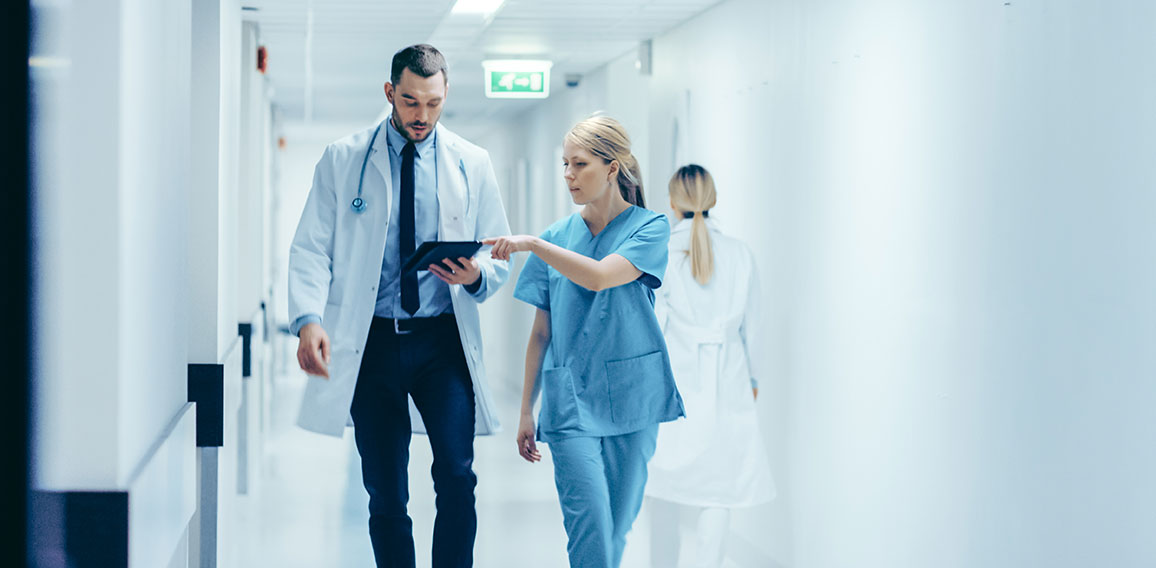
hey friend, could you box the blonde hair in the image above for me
[565,115,645,207]
[669,164,717,285]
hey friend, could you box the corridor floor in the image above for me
[227,341,667,567]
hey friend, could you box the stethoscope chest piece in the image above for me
[350,122,383,215]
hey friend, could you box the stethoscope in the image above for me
[351,123,383,214]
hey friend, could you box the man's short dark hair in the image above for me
[390,44,448,85]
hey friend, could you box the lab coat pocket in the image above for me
[605,350,666,424]
[539,367,581,432]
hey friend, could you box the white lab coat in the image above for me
[645,218,775,507]
[288,121,511,438]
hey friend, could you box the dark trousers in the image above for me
[350,315,477,568]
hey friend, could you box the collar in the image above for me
[385,115,437,158]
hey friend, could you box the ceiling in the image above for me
[242,0,725,131]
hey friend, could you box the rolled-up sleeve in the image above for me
[613,214,670,289]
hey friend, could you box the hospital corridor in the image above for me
[12,0,1156,567]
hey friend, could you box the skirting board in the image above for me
[31,403,197,568]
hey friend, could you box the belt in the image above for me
[374,313,456,335]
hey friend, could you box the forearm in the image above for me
[529,237,637,292]
[521,332,548,416]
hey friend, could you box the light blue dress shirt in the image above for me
[374,118,452,319]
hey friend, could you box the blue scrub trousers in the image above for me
[547,425,660,568]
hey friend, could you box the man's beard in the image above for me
[392,110,437,143]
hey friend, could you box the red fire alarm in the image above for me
[257,46,268,74]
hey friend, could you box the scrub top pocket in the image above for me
[605,350,667,424]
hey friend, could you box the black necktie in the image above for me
[400,142,419,315]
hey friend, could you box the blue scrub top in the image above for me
[514,206,685,442]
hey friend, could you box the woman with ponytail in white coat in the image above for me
[645,164,775,568]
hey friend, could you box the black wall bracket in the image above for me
[187,364,224,447]
[31,490,129,568]
[238,322,253,378]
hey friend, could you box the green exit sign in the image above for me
[491,71,545,95]
[483,60,553,99]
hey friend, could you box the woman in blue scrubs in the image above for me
[485,115,685,568]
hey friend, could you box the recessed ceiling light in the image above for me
[451,0,506,15]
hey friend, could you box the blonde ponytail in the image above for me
[668,164,717,285]
[618,153,645,208]
[688,213,712,284]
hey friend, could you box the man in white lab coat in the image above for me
[288,44,511,567]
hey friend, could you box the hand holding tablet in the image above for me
[401,241,484,275]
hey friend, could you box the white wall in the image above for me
[475,0,1156,566]
[32,0,199,565]
[190,0,242,363]
[34,0,123,490]
[777,1,1156,566]
[238,21,271,322]
[33,0,194,491]
[234,18,274,507]
[188,3,247,566]
[118,0,194,490]
[654,0,1156,566]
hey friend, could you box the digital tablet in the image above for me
[401,241,484,275]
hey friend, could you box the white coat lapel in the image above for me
[366,120,394,227]
[435,125,467,240]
